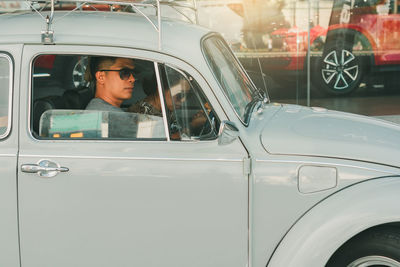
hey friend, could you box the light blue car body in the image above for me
[0,9,400,267]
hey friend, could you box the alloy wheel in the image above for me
[321,49,359,91]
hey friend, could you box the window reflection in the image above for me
[197,0,400,123]
[0,56,10,137]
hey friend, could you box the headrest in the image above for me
[63,87,94,109]
[142,73,158,96]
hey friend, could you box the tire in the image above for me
[65,55,89,89]
[326,226,400,267]
[312,42,364,96]
[54,55,89,89]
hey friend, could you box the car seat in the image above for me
[32,86,94,136]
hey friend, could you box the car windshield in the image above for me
[202,35,262,125]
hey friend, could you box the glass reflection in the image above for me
[196,0,400,123]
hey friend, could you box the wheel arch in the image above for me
[325,222,400,266]
[267,176,400,267]
[325,25,377,51]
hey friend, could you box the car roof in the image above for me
[0,11,212,58]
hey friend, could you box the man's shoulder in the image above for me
[85,98,107,109]
[86,98,122,112]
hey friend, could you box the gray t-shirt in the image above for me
[85,98,137,138]
[86,98,123,113]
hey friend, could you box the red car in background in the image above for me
[236,0,400,95]
[268,25,327,73]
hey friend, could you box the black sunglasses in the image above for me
[100,68,136,80]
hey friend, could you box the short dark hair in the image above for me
[84,56,118,82]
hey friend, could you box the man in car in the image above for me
[85,56,137,138]
[85,56,135,111]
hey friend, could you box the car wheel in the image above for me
[313,43,364,96]
[53,55,89,89]
[66,56,89,89]
[326,226,400,267]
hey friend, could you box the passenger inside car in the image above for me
[128,70,215,140]
[32,54,218,140]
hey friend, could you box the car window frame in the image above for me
[201,33,261,127]
[161,63,220,141]
[27,47,224,143]
[30,53,171,141]
[0,52,13,140]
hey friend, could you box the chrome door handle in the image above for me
[21,159,69,178]
[21,165,69,173]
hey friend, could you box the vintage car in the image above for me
[1,1,400,267]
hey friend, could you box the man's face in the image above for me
[99,58,135,106]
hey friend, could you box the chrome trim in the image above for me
[32,73,51,78]
[19,154,243,162]
[28,54,34,140]
[255,159,400,176]
[154,62,171,141]
[0,154,16,157]
[0,53,13,140]
[21,159,69,178]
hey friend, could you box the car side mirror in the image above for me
[218,120,239,145]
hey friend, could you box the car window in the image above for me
[31,54,218,141]
[0,54,11,138]
[160,65,219,141]
[202,35,259,125]
[31,54,167,140]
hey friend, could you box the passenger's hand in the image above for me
[191,110,207,129]
[171,131,181,140]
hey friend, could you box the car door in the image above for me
[18,45,249,267]
[0,47,20,267]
